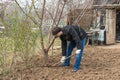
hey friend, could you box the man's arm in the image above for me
[61,38,67,56]
[60,38,67,63]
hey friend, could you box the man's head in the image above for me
[51,27,63,38]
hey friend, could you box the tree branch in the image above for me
[32,0,42,20]
[46,37,56,52]
[14,0,37,24]
[44,7,57,26]
[55,2,66,27]
[38,0,46,52]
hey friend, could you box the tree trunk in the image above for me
[42,50,49,66]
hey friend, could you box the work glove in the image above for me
[76,49,81,54]
[60,56,66,63]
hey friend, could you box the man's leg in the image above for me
[63,41,75,66]
[73,38,86,71]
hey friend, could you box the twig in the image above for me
[14,0,37,24]
[55,1,66,27]
[32,0,42,20]
[73,0,92,25]
[46,37,56,52]
[38,0,46,52]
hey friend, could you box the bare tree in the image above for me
[13,0,95,65]
[13,0,70,65]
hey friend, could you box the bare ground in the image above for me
[1,43,120,80]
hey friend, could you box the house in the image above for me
[93,0,120,44]
[66,0,120,45]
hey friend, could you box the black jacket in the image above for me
[60,25,86,56]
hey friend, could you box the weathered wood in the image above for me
[105,9,116,44]
[93,4,120,9]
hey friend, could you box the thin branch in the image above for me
[46,1,67,52]
[54,0,61,25]
[46,37,56,52]
[39,0,46,51]
[28,0,34,13]
[14,0,37,24]
[73,2,90,25]
[47,0,61,44]
[14,0,45,53]
[73,0,93,25]
[44,7,57,26]
[32,0,42,20]
[55,2,66,27]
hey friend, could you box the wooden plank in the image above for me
[105,9,116,44]
[93,4,120,9]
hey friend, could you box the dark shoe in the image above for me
[72,68,79,72]
[58,63,70,67]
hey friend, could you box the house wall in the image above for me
[66,0,118,44]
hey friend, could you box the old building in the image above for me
[66,0,120,45]
[93,0,120,44]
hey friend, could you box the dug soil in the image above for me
[1,43,120,80]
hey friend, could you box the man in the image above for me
[51,25,86,72]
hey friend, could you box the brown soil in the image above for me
[1,43,120,80]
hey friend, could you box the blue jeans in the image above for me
[64,38,86,70]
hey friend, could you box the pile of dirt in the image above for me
[1,44,120,80]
